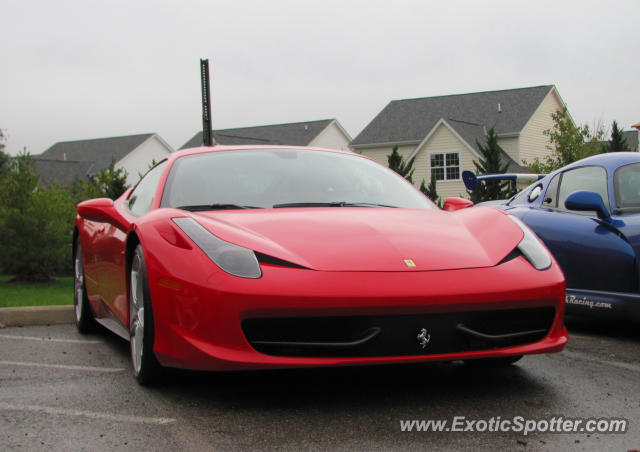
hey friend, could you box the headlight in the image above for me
[172,217,261,279]
[507,215,552,271]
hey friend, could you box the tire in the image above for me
[74,238,95,333]
[464,355,523,366]
[129,244,162,385]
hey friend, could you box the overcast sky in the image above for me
[1,0,639,155]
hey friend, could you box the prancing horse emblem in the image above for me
[417,328,431,348]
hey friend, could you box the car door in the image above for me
[520,165,636,293]
[98,161,167,326]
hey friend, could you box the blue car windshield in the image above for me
[161,148,435,210]
[614,162,640,211]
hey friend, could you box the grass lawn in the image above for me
[0,275,74,307]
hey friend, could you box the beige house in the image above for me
[350,85,566,199]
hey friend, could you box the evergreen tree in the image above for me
[0,150,8,176]
[420,178,441,207]
[0,152,74,281]
[605,120,630,152]
[469,127,509,203]
[79,158,130,200]
[387,145,416,183]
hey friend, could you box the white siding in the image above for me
[359,144,418,169]
[116,135,173,185]
[359,126,477,200]
[308,121,352,151]
[498,136,519,163]
[519,89,563,165]
[414,124,476,200]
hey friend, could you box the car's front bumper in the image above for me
[144,242,567,371]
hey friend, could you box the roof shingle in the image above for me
[36,133,154,173]
[180,119,334,149]
[351,86,555,147]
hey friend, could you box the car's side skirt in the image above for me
[565,288,640,322]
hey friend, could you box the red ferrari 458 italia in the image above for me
[74,146,568,385]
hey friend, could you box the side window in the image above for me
[542,174,561,208]
[430,152,460,181]
[127,161,167,216]
[557,166,609,213]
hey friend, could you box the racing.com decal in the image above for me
[565,295,613,310]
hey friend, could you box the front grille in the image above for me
[242,307,555,358]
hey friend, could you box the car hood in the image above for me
[187,207,523,272]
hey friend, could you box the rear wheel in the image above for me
[74,239,95,333]
[129,244,162,385]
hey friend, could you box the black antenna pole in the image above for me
[200,58,213,146]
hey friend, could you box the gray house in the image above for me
[181,119,352,151]
[35,133,173,186]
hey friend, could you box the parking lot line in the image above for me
[0,334,102,344]
[0,360,124,372]
[0,403,176,425]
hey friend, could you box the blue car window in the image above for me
[557,166,609,212]
[614,162,640,211]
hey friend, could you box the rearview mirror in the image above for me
[444,197,474,212]
[77,198,129,230]
[564,190,610,220]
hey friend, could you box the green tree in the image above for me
[469,127,510,203]
[78,158,130,200]
[387,145,416,183]
[0,144,9,176]
[603,120,630,152]
[525,107,603,173]
[138,158,158,180]
[0,153,75,281]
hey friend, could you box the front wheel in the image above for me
[129,244,162,385]
[74,238,95,333]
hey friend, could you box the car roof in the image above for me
[560,152,640,174]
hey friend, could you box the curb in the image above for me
[0,306,74,327]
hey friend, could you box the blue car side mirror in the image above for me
[564,191,611,220]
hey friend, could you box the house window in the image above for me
[431,152,460,181]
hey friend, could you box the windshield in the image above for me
[161,149,435,210]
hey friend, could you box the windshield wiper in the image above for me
[176,204,262,212]
[272,202,397,208]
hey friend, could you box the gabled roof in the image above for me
[408,118,531,174]
[37,133,154,173]
[351,85,555,148]
[180,119,334,149]
[34,159,95,187]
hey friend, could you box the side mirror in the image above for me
[444,197,474,212]
[77,198,129,230]
[564,190,610,220]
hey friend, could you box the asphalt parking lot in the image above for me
[1,319,638,451]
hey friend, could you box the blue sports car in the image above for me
[463,152,640,323]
